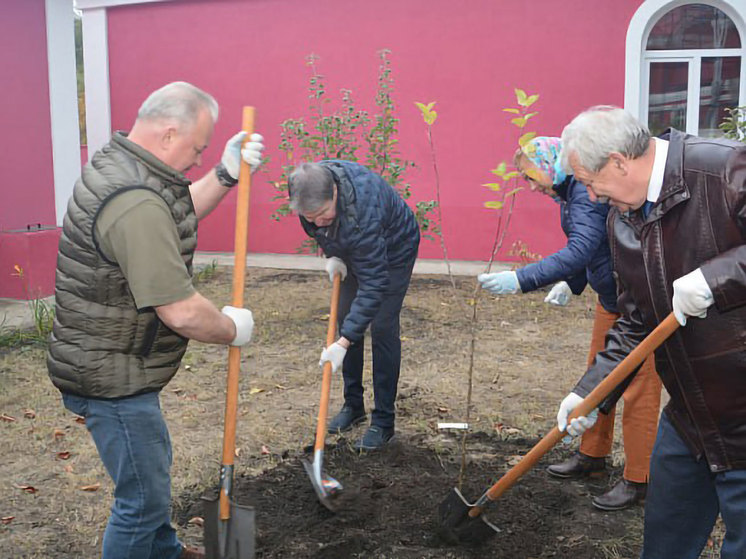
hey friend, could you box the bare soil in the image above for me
[2,266,647,558]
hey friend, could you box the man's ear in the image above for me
[609,152,629,176]
[160,126,177,151]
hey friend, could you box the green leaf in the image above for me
[515,88,528,106]
[482,182,502,191]
[493,161,507,177]
[511,117,527,128]
[484,200,505,210]
[526,94,540,107]
[426,101,436,111]
[503,171,520,180]
[518,132,536,147]
[502,108,520,114]
[414,101,428,112]
[424,110,438,125]
[505,187,523,197]
[524,112,539,120]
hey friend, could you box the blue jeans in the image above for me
[63,391,183,559]
[642,412,746,559]
[338,257,416,429]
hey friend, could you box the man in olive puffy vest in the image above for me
[47,82,262,559]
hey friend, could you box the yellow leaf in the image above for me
[318,314,330,320]
[484,200,505,210]
[249,388,264,395]
[518,132,536,147]
[511,117,527,128]
[502,108,520,114]
[515,88,528,106]
[80,483,101,492]
[400,336,409,341]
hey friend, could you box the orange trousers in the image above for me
[578,303,662,483]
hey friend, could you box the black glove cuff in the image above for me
[215,162,238,188]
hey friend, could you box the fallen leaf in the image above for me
[261,445,271,455]
[16,485,37,494]
[188,517,204,528]
[1,414,16,422]
[274,384,287,390]
[74,416,85,425]
[318,314,330,320]
[171,388,184,394]
[400,336,409,341]
[80,483,101,492]
[506,455,524,466]
[184,365,192,371]
[23,409,36,419]
[53,429,65,440]
[437,407,450,413]
[234,447,241,458]
[466,298,476,306]
[1,517,14,525]
[56,451,71,460]
[248,388,264,395]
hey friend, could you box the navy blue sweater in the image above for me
[515,176,617,312]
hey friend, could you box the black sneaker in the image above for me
[353,425,395,451]
[327,405,366,434]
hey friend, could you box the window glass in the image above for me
[647,4,740,50]
[648,61,689,135]
[699,56,741,137]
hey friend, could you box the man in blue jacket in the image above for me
[289,161,420,450]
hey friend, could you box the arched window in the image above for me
[626,1,746,138]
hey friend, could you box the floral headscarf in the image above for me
[520,136,567,186]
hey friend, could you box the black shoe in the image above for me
[592,478,646,511]
[547,452,606,479]
[353,425,395,451]
[327,405,366,434]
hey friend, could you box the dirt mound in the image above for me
[179,433,641,558]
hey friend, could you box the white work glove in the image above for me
[672,268,714,326]
[221,305,254,346]
[478,271,521,295]
[544,281,572,306]
[325,257,348,282]
[557,392,598,438]
[319,342,347,373]
[221,131,265,179]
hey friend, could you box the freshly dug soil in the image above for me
[179,432,640,558]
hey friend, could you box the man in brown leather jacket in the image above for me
[553,106,746,559]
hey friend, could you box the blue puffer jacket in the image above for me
[515,176,617,312]
[299,160,420,342]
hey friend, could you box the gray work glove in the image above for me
[556,392,598,438]
[544,281,572,306]
[324,257,348,283]
[672,268,714,326]
[319,342,346,373]
[221,305,254,346]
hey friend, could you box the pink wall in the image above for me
[0,229,60,299]
[107,0,642,262]
[0,0,56,232]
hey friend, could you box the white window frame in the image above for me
[626,0,746,135]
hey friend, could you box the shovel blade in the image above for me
[202,496,256,559]
[438,488,500,545]
[302,458,341,512]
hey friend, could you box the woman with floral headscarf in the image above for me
[478,136,662,512]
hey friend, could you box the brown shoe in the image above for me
[180,544,205,559]
[546,452,606,479]
[592,478,646,511]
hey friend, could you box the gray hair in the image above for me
[137,81,219,129]
[561,105,651,173]
[288,163,335,214]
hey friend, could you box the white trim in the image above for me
[625,0,746,119]
[76,0,175,8]
[45,0,82,226]
[82,7,111,158]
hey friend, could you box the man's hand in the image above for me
[544,281,572,306]
[217,132,265,185]
[672,268,714,326]
[478,271,521,295]
[325,257,348,282]
[221,306,254,346]
[557,392,597,437]
[319,342,347,373]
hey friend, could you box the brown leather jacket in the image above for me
[575,129,746,473]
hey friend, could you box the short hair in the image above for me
[288,163,335,214]
[136,81,219,129]
[560,105,651,173]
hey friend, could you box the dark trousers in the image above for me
[338,258,415,429]
[641,412,746,559]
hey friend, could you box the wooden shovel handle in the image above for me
[314,274,342,452]
[220,107,255,520]
[470,312,679,517]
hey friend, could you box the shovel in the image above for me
[203,106,257,559]
[439,312,680,544]
[303,272,344,510]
